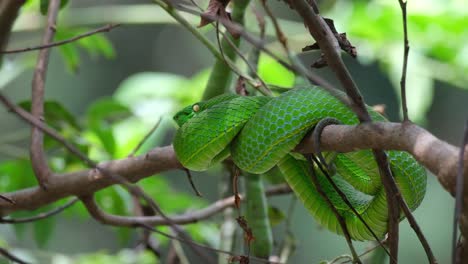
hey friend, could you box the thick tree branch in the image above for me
[0,122,464,218]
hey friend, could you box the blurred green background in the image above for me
[0,0,467,263]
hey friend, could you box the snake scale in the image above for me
[173,86,427,241]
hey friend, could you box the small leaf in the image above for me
[268,206,286,226]
[258,54,295,87]
[78,34,115,59]
[58,43,80,72]
[33,214,55,247]
[86,98,132,156]
[0,159,36,192]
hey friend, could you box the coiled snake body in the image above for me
[173,87,427,241]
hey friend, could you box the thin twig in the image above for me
[183,168,202,197]
[81,195,282,264]
[0,197,78,223]
[304,154,361,264]
[342,238,388,263]
[1,24,120,54]
[132,194,161,258]
[30,0,61,189]
[0,247,29,264]
[168,3,339,96]
[153,0,245,79]
[128,117,162,157]
[453,120,468,264]
[396,187,437,263]
[397,0,410,122]
[260,0,288,50]
[217,26,271,95]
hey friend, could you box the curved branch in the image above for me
[30,0,61,188]
[81,184,290,226]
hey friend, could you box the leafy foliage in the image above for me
[55,28,115,72]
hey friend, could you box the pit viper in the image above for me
[173,86,427,241]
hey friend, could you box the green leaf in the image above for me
[0,159,36,192]
[268,206,286,226]
[258,54,295,87]
[86,98,132,156]
[18,100,80,131]
[58,43,81,72]
[33,214,55,247]
[78,33,115,59]
[94,186,131,216]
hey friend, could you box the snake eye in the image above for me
[192,104,200,112]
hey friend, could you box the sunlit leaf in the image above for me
[258,54,295,87]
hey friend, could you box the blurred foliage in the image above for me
[325,0,468,121]
[55,27,115,72]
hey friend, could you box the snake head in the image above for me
[173,103,201,127]
[173,94,240,127]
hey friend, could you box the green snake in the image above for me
[173,86,427,241]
